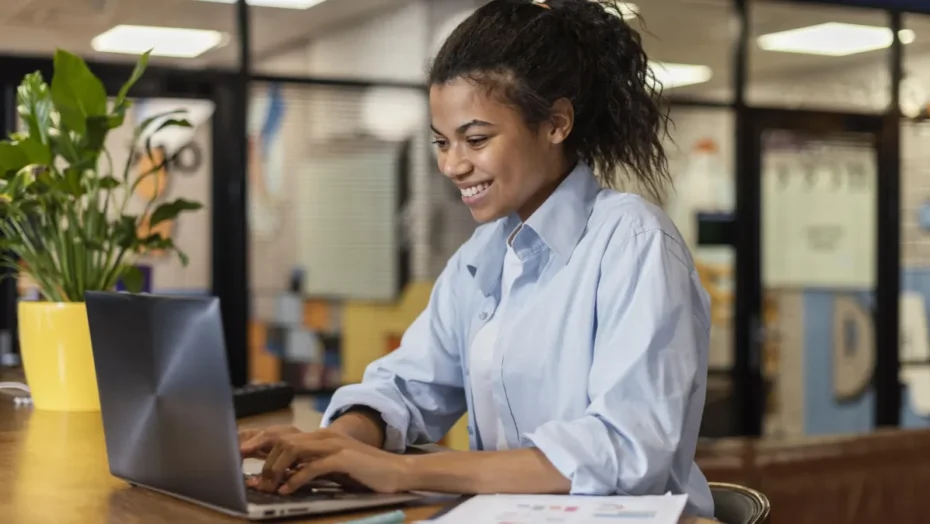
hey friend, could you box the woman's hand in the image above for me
[239,425,302,459]
[249,429,412,495]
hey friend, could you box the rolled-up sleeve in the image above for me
[522,228,709,495]
[321,253,468,453]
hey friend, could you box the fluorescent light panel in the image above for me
[196,0,327,8]
[758,22,915,57]
[92,25,225,58]
[649,61,713,89]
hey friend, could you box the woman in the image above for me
[241,0,714,517]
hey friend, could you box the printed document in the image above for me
[427,494,688,524]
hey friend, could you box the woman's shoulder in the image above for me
[591,189,683,237]
[589,189,693,263]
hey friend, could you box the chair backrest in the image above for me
[709,482,771,524]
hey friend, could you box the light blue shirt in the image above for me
[322,162,715,517]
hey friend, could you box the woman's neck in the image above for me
[516,157,577,222]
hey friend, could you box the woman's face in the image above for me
[429,78,572,223]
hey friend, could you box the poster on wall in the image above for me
[762,132,876,289]
[249,83,287,239]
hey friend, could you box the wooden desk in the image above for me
[0,389,712,523]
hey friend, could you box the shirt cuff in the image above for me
[322,386,411,453]
[521,418,621,495]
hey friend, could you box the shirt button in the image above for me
[478,312,488,320]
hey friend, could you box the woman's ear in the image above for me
[548,98,574,145]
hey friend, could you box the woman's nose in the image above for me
[441,147,472,179]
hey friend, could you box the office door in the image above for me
[734,109,898,437]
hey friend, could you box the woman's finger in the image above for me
[278,455,341,495]
[241,426,300,455]
[267,447,299,488]
[238,428,259,442]
[260,442,287,490]
[240,432,274,457]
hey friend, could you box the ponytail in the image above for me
[429,0,671,201]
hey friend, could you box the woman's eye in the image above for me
[431,139,449,150]
[467,137,488,147]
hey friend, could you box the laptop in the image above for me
[85,291,422,520]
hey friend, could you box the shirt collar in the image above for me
[466,162,600,296]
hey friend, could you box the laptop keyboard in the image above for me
[244,475,353,505]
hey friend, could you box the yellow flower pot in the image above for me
[18,302,100,411]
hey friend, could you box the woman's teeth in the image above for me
[461,182,491,198]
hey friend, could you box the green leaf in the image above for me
[50,49,107,135]
[138,233,171,251]
[113,215,138,249]
[16,72,54,146]
[84,239,105,251]
[84,115,121,161]
[2,166,34,199]
[0,142,29,177]
[148,198,202,229]
[63,167,84,196]
[115,50,150,111]
[16,136,52,166]
[119,265,144,293]
[176,247,189,266]
[52,128,83,166]
[98,176,121,190]
[33,167,56,190]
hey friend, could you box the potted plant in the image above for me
[0,49,202,411]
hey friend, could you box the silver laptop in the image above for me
[85,291,421,520]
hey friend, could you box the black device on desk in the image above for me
[233,382,295,418]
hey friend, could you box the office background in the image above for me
[1,0,930,449]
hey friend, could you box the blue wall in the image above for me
[802,269,930,434]
[803,291,875,434]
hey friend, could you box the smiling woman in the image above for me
[428,0,671,222]
[243,1,715,518]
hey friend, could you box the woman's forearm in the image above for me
[404,448,571,494]
[327,410,385,448]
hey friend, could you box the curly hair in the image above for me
[428,0,671,201]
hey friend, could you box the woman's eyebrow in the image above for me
[431,119,494,135]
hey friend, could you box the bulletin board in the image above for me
[762,133,877,289]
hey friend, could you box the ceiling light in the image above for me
[649,61,713,89]
[196,0,327,8]
[758,22,915,57]
[92,25,225,58]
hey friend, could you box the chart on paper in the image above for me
[427,494,688,524]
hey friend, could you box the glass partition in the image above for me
[634,0,734,102]
[246,81,428,397]
[749,0,891,112]
[661,107,737,436]
[900,12,930,429]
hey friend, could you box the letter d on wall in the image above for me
[833,296,875,402]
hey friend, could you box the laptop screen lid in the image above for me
[85,291,248,515]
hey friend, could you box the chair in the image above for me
[709,482,770,524]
